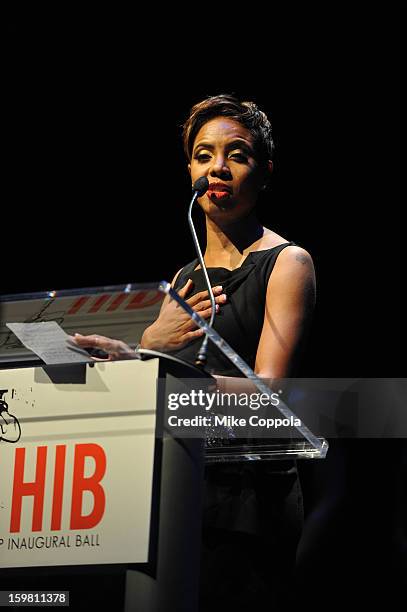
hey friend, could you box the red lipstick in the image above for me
[207,182,232,201]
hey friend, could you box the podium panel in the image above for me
[0,352,208,612]
[0,360,158,568]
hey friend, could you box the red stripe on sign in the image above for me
[141,293,164,308]
[125,292,147,309]
[67,297,90,315]
[88,295,111,313]
[125,291,163,310]
[106,293,128,312]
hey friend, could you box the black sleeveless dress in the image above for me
[171,243,295,376]
[171,243,304,610]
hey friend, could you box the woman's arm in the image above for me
[254,245,316,379]
[72,270,226,356]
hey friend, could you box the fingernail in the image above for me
[214,285,223,291]
[215,304,220,312]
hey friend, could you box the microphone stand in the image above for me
[188,183,216,367]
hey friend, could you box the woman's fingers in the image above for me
[73,333,107,348]
[179,305,219,336]
[183,328,205,341]
[72,333,98,345]
[177,278,194,299]
[181,295,224,331]
[187,285,224,307]
[67,335,109,361]
[72,334,134,357]
[195,295,227,311]
[199,304,219,319]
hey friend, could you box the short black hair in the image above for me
[182,94,274,168]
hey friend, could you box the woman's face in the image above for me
[189,117,270,224]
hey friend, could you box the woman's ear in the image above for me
[188,163,191,175]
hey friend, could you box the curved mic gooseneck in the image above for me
[187,176,216,367]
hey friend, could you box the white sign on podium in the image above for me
[0,359,158,568]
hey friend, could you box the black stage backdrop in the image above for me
[3,4,406,609]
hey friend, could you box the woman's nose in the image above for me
[209,155,231,178]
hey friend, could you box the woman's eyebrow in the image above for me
[194,141,214,151]
[227,139,254,152]
[193,139,254,152]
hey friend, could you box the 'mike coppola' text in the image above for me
[168,414,301,429]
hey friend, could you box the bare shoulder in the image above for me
[256,227,289,250]
[269,245,316,290]
[277,245,314,268]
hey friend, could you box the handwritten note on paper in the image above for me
[6,321,93,364]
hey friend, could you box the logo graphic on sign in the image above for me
[0,389,21,444]
[10,443,107,532]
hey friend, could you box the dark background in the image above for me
[4,4,404,378]
[3,3,406,608]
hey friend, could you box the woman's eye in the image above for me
[195,153,211,162]
[230,153,247,162]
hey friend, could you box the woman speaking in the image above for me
[73,94,316,610]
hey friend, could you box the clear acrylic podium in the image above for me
[157,280,328,462]
[0,281,328,612]
[0,280,328,464]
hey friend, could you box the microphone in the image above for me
[193,176,209,197]
[188,177,216,367]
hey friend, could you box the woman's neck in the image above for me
[204,212,265,268]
